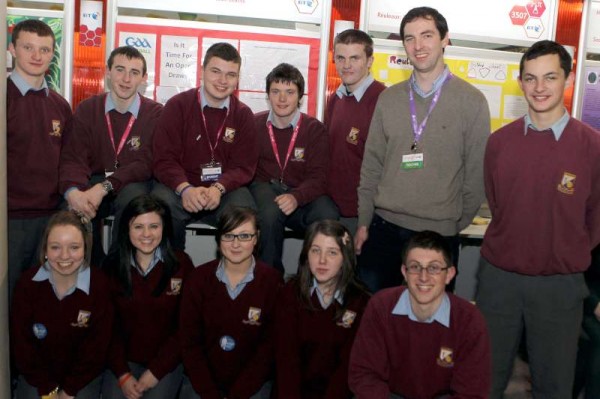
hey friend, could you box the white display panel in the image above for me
[366,0,557,46]
[587,0,600,52]
[117,0,322,24]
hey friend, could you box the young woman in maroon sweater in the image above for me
[179,206,282,399]
[101,194,194,399]
[11,210,112,399]
[274,220,370,399]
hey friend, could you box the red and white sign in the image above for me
[509,5,529,25]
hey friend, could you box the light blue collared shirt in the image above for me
[410,65,451,98]
[33,262,91,300]
[9,70,49,96]
[523,109,570,141]
[310,278,343,309]
[335,74,375,102]
[392,289,451,327]
[216,257,256,299]
[130,247,164,277]
[200,86,230,109]
[266,109,301,129]
[105,92,141,118]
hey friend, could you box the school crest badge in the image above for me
[557,172,576,195]
[71,310,91,328]
[436,346,454,367]
[346,127,359,145]
[49,120,62,137]
[336,310,357,328]
[167,278,182,295]
[242,307,262,326]
[293,147,305,161]
[127,136,141,151]
[223,128,236,143]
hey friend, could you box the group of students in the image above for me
[7,4,600,399]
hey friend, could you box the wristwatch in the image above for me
[101,180,114,193]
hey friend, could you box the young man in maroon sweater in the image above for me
[477,40,600,399]
[325,29,385,235]
[349,231,491,398]
[7,20,72,301]
[251,63,338,272]
[60,46,162,263]
[152,42,258,250]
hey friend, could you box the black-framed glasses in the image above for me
[221,233,256,242]
[405,264,449,275]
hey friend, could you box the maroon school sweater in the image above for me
[59,93,162,194]
[274,280,370,399]
[10,266,113,396]
[153,88,258,192]
[180,259,283,399]
[254,111,329,206]
[325,81,385,217]
[106,251,194,380]
[349,287,491,399]
[482,117,600,275]
[7,78,72,218]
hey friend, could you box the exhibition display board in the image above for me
[116,17,321,116]
[365,0,558,46]
[371,40,524,132]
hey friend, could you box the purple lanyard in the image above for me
[408,74,452,151]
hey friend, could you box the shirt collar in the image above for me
[523,110,570,141]
[392,289,451,327]
[33,262,91,299]
[216,257,256,299]
[9,70,49,96]
[410,65,450,98]
[105,92,141,118]
[130,247,164,277]
[335,74,375,101]
[310,278,343,309]
[266,109,301,129]
[200,86,230,109]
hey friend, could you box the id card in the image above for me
[201,162,222,182]
[402,153,424,170]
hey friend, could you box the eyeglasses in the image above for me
[405,264,449,275]
[221,233,256,242]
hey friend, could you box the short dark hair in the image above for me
[265,63,305,104]
[295,220,370,319]
[519,40,572,78]
[105,194,179,297]
[334,29,374,58]
[215,206,259,245]
[203,42,241,68]
[402,230,453,268]
[11,19,56,49]
[107,45,148,76]
[39,210,91,266]
[400,7,449,42]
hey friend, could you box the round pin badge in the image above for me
[32,323,47,339]
[219,335,236,352]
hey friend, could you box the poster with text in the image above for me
[116,19,320,116]
[581,66,600,130]
[372,49,524,132]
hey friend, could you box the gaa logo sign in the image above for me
[125,37,152,49]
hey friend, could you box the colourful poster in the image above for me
[581,66,600,130]
[371,49,525,132]
[116,20,320,116]
[6,15,63,92]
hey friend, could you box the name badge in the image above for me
[402,153,424,170]
[201,162,222,182]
